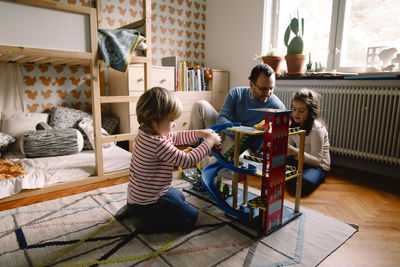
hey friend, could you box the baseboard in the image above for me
[331,154,400,179]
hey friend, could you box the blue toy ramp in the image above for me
[205,122,257,175]
[201,162,247,219]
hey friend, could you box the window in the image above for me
[266,0,400,72]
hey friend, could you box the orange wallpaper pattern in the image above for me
[98,0,206,67]
[21,64,92,113]
[19,0,205,113]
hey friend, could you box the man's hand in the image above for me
[287,144,299,157]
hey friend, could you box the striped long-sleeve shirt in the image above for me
[127,129,211,205]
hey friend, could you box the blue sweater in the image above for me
[216,87,286,152]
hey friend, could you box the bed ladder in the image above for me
[92,0,152,177]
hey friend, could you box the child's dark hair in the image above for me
[248,63,275,84]
[136,87,182,135]
[290,88,324,135]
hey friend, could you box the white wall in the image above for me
[0,1,90,52]
[205,0,266,89]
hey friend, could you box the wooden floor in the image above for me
[0,166,399,266]
[250,167,400,267]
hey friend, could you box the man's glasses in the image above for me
[252,82,274,92]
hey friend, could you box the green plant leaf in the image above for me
[284,25,291,47]
[301,18,304,36]
[290,18,299,36]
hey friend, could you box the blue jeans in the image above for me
[127,187,198,233]
[286,157,326,197]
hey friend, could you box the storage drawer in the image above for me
[175,111,191,131]
[128,91,143,115]
[129,115,140,133]
[128,65,175,92]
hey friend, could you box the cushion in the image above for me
[20,128,84,158]
[1,111,49,152]
[48,106,119,134]
[48,106,91,129]
[79,117,119,150]
[48,106,119,150]
[78,118,115,150]
[36,122,53,130]
[0,132,16,152]
[102,115,120,135]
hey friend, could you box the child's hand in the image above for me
[204,132,221,149]
[198,129,221,149]
[197,129,215,139]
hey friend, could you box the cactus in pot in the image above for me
[284,10,307,76]
[284,11,304,55]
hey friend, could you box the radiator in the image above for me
[275,79,400,166]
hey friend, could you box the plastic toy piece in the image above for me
[202,162,247,219]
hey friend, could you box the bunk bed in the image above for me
[0,0,152,203]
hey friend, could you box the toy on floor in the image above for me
[185,108,306,234]
[180,167,205,192]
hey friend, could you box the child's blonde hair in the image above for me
[136,87,182,135]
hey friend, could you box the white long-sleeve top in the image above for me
[288,120,331,171]
[128,129,211,205]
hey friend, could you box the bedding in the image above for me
[0,145,132,199]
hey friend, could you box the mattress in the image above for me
[1,145,132,199]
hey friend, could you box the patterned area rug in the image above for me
[0,178,357,267]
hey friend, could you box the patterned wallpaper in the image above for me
[98,0,206,67]
[21,64,93,113]
[17,0,205,113]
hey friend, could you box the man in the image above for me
[189,63,286,155]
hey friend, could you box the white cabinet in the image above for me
[108,65,175,134]
[209,69,229,111]
[108,65,229,135]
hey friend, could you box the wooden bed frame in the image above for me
[0,0,152,204]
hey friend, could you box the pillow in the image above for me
[20,129,84,158]
[48,106,119,134]
[36,122,53,130]
[1,111,49,152]
[102,116,120,135]
[48,106,119,150]
[48,106,91,129]
[78,118,115,150]
[0,132,16,152]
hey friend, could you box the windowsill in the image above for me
[277,71,400,80]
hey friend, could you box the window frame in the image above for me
[264,0,396,73]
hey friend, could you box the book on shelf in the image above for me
[180,61,207,92]
[162,56,209,92]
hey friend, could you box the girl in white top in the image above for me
[286,88,331,197]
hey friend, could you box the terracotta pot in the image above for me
[285,54,307,76]
[262,56,284,76]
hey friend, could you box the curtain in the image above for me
[0,63,25,112]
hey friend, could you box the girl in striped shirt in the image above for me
[127,87,221,233]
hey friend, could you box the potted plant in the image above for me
[254,46,284,76]
[284,11,307,76]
